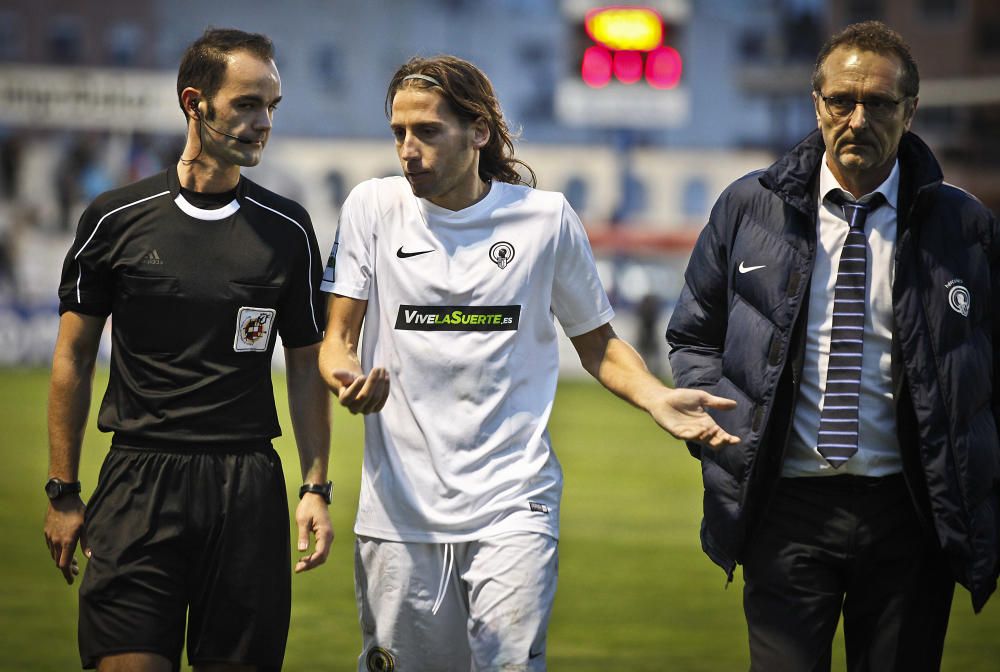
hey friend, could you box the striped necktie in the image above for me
[816,192,884,468]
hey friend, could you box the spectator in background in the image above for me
[636,292,664,378]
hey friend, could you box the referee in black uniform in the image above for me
[43,29,333,672]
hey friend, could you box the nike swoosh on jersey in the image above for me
[738,261,766,273]
[396,246,435,259]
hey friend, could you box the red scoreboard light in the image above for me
[580,6,683,89]
[557,2,691,128]
[645,45,682,89]
[581,45,613,87]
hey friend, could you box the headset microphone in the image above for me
[191,100,257,145]
[201,117,257,144]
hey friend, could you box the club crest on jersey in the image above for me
[489,241,515,269]
[234,307,276,352]
[945,279,970,317]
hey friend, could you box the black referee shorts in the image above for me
[78,443,291,671]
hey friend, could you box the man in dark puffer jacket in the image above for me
[667,21,999,672]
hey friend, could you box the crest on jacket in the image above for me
[945,279,970,317]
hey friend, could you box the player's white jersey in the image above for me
[322,177,613,542]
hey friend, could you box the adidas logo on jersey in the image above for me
[141,250,163,265]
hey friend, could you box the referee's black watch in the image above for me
[45,478,82,500]
[299,481,333,505]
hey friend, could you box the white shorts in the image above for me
[354,531,558,672]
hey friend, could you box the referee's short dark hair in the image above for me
[812,21,919,99]
[176,28,275,117]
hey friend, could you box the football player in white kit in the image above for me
[319,55,740,671]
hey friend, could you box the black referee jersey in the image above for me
[58,165,325,446]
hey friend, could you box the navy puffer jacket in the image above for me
[667,129,1000,611]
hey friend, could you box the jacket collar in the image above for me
[759,129,944,217]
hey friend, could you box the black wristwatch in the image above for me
[45,478,82,500]
[299,481,333,505]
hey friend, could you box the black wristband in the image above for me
[299,481,333,504]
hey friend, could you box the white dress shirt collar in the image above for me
[818,156,900,211]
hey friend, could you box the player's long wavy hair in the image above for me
[385,55,537,188]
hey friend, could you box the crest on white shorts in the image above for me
[365,646,396,671]
[234,307,276,352]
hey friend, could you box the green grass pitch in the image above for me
[2,368,998,670]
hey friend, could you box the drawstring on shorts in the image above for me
[431,543,455,615]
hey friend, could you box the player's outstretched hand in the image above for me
[294,494,334,573]
[332,368,389,414]
[44,495,88,585]
[650,388,740,450]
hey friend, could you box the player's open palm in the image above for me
[652,388,740,450]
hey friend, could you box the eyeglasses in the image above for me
[817,93,908,120]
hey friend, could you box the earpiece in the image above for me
[188,97,256,145]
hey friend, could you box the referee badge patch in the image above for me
[234,307,276,352]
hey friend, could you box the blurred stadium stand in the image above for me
[1,0,997,375]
